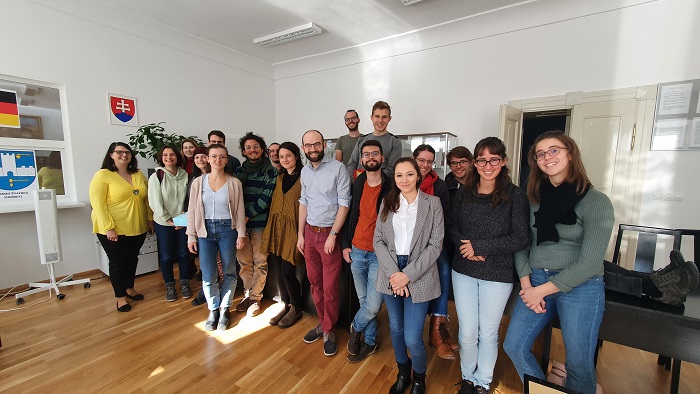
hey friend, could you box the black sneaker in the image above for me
[181,280,192,299]
[456,380,475,394]
[191,290,206,306]
[323,331,337,356]
[165,283,177,302]
[474,385,489,394]
[651,258,700,305]
[303,324,323,344]
[347,342,377,363]
[204,310,219,331]
[236,297,251,312]
[347,326,362,356]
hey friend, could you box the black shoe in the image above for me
[191,290,206,306]
[651,256,700,305]
[236,297,252,312]
[125,293,144,301]
[204,310,220,331]
[389,360,412,394]
[347,325,362,356]
[303,324,323,344]
[456,380,475,394]
[116,302,131,312]
[181,279,192,299]
[409,371,426,394]
[165,282,177,302]
[323,331,337,356]
[347,342,377,363]
[217,309,231,331]
[474,385,488,394]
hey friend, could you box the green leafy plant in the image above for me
[127,122,204,161]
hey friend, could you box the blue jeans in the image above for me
[198,219,238,310]
[154,222,193,284]
[350,246,384,346]
[429,247,451,316]
[383,255,430,374]
[452,271,513,389]
[504,269,605,394]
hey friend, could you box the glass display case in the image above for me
[321,133,458,179]
[396,132,458,179]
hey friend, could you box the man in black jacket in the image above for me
[341,139,393,363]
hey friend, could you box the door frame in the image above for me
[501,85,657,246]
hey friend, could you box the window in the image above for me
[0,75,76,211]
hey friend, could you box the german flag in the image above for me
[0,89,20,128]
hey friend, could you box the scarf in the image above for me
[533,179,589,245]
[241,156,275,174]
[419,170,438,196]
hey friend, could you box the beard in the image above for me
[363,160,382,172]
[305,149,324,163]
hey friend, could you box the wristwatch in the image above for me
[330,229,337,236]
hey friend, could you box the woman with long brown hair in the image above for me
[504,131,614,394]
[374,157,444,394]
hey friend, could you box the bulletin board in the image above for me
[651,79,700,150]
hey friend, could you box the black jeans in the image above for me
[269,253,301,309]
[97,232,147,297]
[603,260,649,297]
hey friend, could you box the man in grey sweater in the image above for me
[346,101,402,179]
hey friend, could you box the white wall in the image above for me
[274,0,700,258]
[0,0,275,289]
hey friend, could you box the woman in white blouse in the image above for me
[374,157,444,394]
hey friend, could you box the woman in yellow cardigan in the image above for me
[90,142,153,312]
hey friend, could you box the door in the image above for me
[499,104,523,185]
[569,100,638,260]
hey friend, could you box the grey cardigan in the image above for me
[374,190,444,303]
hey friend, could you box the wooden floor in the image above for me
[1,270,698,394]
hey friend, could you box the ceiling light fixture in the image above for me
[253,22,322,47]
[400,0,426,5]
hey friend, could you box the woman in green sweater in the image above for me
[503,131,614,394]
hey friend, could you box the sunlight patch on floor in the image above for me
[195,302,287,344]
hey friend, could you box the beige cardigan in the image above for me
[186,175,246,243]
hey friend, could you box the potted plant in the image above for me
[127,122,204,161]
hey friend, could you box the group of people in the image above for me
[88,100,698,394]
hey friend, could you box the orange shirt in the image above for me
[352,182,381,251]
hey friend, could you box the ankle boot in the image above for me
[429,316,455,360]
[409,371,426,394]
[389,360,412,394]
[440,316,459,351]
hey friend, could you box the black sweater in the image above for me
[447,184,530,283]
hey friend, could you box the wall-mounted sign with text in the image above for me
[652,79,700,150]
[0,149,38,202]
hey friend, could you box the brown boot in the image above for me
[428,315,455,360]
[439,316,459,351]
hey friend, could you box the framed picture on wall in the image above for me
[0,115,43,139]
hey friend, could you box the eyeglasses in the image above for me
[361,151,381,158]
[475,158,502,167]
[449,159,469,167]
[415,158,434,166]
[303,142,323,150]
[244,144,261,151]
[208,154,227,160]
[345,116,358,122]
[113,150,132,156]
[534,146,567,161]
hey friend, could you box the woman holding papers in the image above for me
[148,145,192,302]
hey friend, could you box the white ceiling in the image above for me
[95,0,532,64]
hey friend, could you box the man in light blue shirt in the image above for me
[297,129,351,357]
